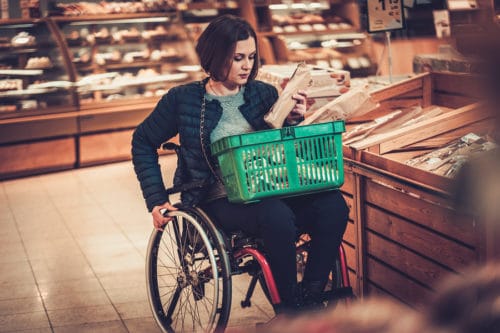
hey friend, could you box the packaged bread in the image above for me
[264,62,311,128]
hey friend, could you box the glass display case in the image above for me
[0,19,76,120]
[252,0,377,76]
[53,12,204,108]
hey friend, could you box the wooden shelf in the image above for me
[176,1,239,11]
[50,12,175,23]
[258,27,356,37]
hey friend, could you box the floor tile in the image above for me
[30,256,95,283]
[114,300,152,320]
[0,311,50,332]
[0,261,35,285]
[48,304,120,327]
[38,277,103,297]
[0,297,44,316]
[105,284,148,304]
[23,237,82,260]
[0,282,39,301]
[86,252,144,277]
[0,242,27,264]
[52,320,127,333]
[3,328,52,333]
[97,269,144,291]
[42,289,110,311]
[123,317,162,333]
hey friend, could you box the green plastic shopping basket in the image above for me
[210,121,345,203]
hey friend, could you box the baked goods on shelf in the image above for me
[50,0,177,16]
[11,32,36,47]
[25,57,53,69]
[0,79,23,92]
[269,13,352,34]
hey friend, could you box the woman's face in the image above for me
[223,37,256,88]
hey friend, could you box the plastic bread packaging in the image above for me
[264,62,312,128]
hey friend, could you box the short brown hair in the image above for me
[195,14,259,82]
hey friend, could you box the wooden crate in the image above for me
[342,72,493,305]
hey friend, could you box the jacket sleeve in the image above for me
[131,89,179,211]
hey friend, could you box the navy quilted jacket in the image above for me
[132,77,278,211]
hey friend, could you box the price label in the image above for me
[367,0,405,32]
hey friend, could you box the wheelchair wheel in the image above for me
[146,207,232,333]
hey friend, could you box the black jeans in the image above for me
[200,190,349,310]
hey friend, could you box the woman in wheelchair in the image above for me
[132,14,350,327]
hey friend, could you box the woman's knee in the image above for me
[315,191,349,222]
[307,191,349,237]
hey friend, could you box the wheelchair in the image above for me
[145,144,354,333]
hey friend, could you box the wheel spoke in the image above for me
[146,210,230,332]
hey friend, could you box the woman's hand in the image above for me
[152,202,178,231]
[286,90,307,124]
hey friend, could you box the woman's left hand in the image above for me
[286,90,307,124]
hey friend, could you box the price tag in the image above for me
[367,0,405,32]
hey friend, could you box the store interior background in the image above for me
[1,0,493,179]
[1,0,500,332]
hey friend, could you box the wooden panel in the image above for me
[394,88,423,99]
[0,116,78,144]
[365,205,477,271]
[364,179,476,245]
[341,170,354,195]
[371,74,426,103]
[0,138,76,178]
[348,269,358,296]
[344,243,357,273]
[78,108,151,133]
[365,282,399,302]
[79,129,134,166]
[433,92,478,109]
[432,72,483,99]
[366,231,454,288]
[367,257,433,306]
[356,153,453,193]
[343,220,356,246]
[377,98,422,112]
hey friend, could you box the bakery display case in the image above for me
[53,12,203,108]
[51,11,204,167]
[0,7,206,178]
[0,19,76,120]
[247,0,376,76]
[179,0,241,44]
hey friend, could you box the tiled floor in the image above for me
[0,155,273,332]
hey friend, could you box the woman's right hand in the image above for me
[152,202,178,231]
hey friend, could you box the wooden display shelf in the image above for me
[0,137,76,180]
[0,111,79,144]
[176,1,239,11]
[49,12,175,23]
[341,72,493,305]
[258,27,356,37]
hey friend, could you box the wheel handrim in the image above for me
[146,211,221,332]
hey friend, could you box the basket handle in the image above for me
[281,126,295,139]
